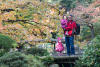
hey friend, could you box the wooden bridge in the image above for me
[52,53,81,63]
[21,38,83,67]
[41,53,82,67]
[51,46,83,64]
[49,49,83,67]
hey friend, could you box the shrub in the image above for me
[81,22,100,41]
[0,34,17,56]
[39,56,54,64]
[75,35,100,67]
[25,47,50,56]
[0,64,9,67]
[93,22,100,36]
[81,26,91,40]
[34,56,54,67]
[78,0,94,6]
[0,52,45,67]
[24,47,54,66]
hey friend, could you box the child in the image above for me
[55,37,64,56]
[60,15,69,36]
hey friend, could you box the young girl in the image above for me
[60,15,69,35]
[55,37,64,56]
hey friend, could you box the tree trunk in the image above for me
[88,23,95,39]
[90,27,94,39]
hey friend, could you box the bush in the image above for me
[24,47,54,66]
[75,35,100,67]
[78,0,94,6]
[0,34,17,56]
[81,26,91,40]
[0,52,45,67]
[0,64,8,67]
[81,22,100,41]
[93,22,100,36]
[60,0,77,11]
[25,47,50,56]
[34,56,54,66]
[40,56,54,64]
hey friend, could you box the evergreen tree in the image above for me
[60,0,77,11]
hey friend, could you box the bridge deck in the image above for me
[51,53,82,63]
[52,53,81,59]
[40,53,82,63]
[53,55,81,59]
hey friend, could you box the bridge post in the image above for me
[51,32,57,51]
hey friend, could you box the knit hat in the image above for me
[57,37,62,41]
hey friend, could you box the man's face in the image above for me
[64,16,67,19]
[68,16,72,20]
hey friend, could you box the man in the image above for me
[64,15,77,56]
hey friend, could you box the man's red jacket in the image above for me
[64,20,77,36]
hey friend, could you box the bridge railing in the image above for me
[20,38,83,56]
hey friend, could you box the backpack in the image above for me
[75,23,80,35]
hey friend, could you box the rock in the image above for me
[49,64,59,67]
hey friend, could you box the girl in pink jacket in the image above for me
[55,37,64,55]
[60,15,68,35]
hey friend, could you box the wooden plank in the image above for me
[53,55,81,59]
[54,61,77,64]
[39,55,81,59]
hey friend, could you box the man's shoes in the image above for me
[70,54,75,56]
[67,54,70,56]
[71,53,75,55]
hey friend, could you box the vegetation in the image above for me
[78,0,95,6]
[0,52,45,67]
[0,0,99,44]
[0,0,100,67]
[80,22,100,41]
[0,0,64,45]
[60,0,77,11]
[75,35,100,67]
[39,56,54,65]
[24,47,50,56]
[0,34,17,56]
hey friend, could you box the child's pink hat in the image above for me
[57,37,62,41]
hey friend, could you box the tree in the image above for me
[70,0,100,40]
[78,0,95,6]
[60,0,77,11]
[0,0,64,45]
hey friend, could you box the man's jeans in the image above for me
[65,36,75,55]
